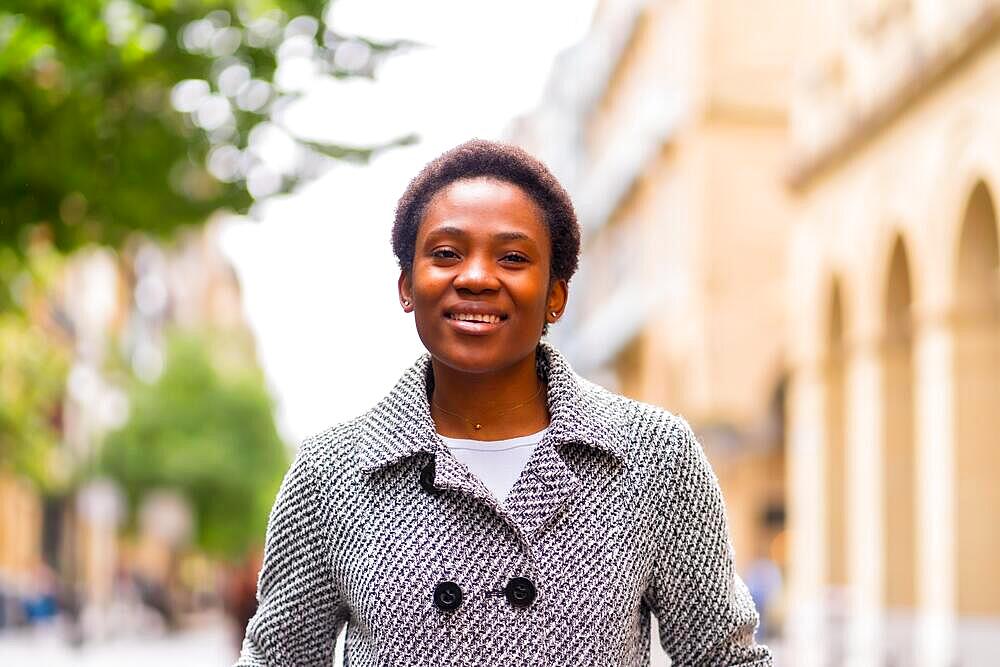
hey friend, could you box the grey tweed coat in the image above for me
[236,340,772,666]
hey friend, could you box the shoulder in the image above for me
[290,417,364,485]
[585,386,726,516]
[573,374,698,468]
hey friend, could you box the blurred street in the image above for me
[0,622,780,667]
[0,615,235,667]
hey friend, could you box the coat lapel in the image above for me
[501,432,581,541]
[501,341,630,541]
[355,340,630,546]
[428,451,528,542]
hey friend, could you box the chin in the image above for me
[419,335,520,374]
[429,342,506,373]
[414,315,543,370]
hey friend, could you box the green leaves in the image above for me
[98,328,290,559]
[0,0,416,258]
[0,313,70,485]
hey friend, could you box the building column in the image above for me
[786,360,825,667]
[0,473,42,579]
[914,315,955,667]
[845,338,883,667]
[76,478,125,639]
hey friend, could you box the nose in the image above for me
[453,253,499,292]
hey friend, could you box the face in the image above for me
[398,177,568,373]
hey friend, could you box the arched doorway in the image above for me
[824,280,848,657]
[881,237,916,661]
[953,182,1000,660]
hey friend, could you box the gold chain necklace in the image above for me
[432,382,545,433]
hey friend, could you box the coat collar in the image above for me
[355,339,629,474]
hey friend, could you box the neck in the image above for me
[429,348,550,440]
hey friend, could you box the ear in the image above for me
[398,270,414,312]
[546,278,568,322]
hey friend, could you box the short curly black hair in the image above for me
[392,139,581,286]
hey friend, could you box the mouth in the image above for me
[443,311,508,335]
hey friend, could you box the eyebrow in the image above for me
[425,226,534,243]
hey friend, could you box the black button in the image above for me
[433,581,462,611]
[504,577,536,608]
[419,460,440,494]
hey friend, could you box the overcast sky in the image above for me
[220,0,598,443]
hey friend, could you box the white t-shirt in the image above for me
[438,426,548,504]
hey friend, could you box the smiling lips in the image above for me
[446,312,505,324]
[444,310,508,334]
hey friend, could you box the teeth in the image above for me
[450,313,501,323]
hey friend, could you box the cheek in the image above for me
[409,267,447,302]
[511,280,551,315]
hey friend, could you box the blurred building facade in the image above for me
[0,217,252,635]
[786,1,1000,665]
[513,0,1000,664]
[510,0,802,652]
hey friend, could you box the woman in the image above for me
[236,140,772,666]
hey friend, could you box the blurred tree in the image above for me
[0,0,414,261]
[0,241,73,489]
[98,328,289,559]
[0,314,71,485]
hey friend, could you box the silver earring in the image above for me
[402,299,410,307]
[550,311,558,318]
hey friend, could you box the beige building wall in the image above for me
[571,0,801,583]
[515,1,1000,664]
[0,473,43,580]
[508,10,804,658]
[786,2,1000,664]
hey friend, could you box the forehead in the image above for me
[419,177,548,242]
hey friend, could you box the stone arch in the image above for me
[824,279,848,592]
[821,276,850,663]
[926,129,1000,313]
[952,181,1000,619]
[871,215,924,313]
[881,235,917,615]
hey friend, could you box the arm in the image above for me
[235,439,347,666]
[644,418,772,666]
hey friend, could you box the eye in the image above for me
[431,249,459,259]
[502,253,528,263]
